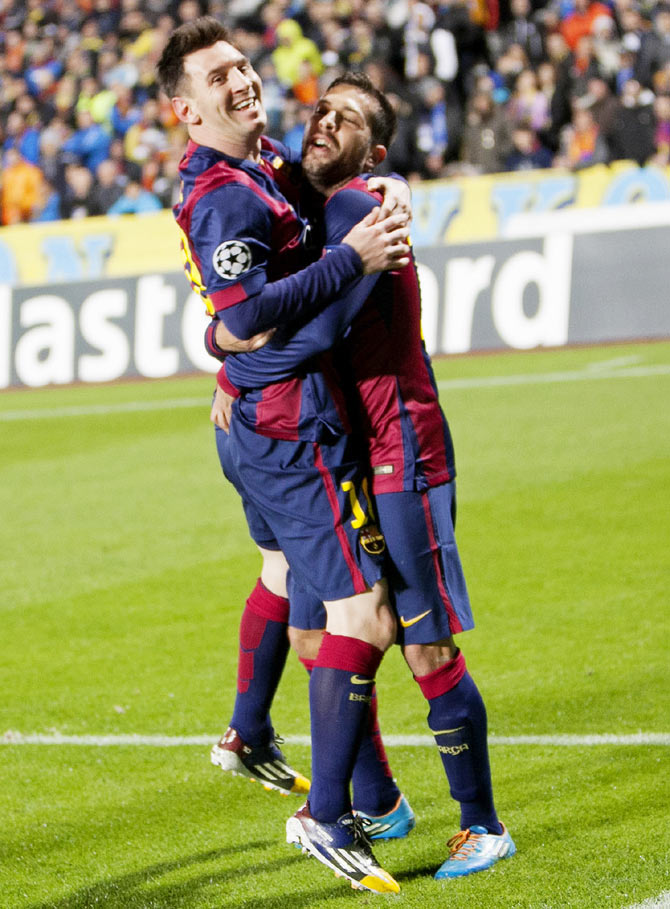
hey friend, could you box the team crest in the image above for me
[212,240,252,279]
[359,523,386,555]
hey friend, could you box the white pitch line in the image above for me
[436,363,670,391]
[626,892,670,909]
[2,732,669,747]
[0,397,209,422]
[1,363,669,422]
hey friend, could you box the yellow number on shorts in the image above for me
[341,477,376,529]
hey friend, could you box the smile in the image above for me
[310,135,335,150]
[232,97,257,111]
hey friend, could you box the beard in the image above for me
[302,144,367,190]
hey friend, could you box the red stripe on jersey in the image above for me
[209,283,248,312]
[254,377,303,440]
[393,264,451,484]
[420,491,463,634]
[312,444,369,595]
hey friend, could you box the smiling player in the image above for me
[213,72,516,883]
[157,18,412,895]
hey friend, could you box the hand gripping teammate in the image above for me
[211,73,517,884]
[157,18,410,894]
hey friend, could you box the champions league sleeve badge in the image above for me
[212,240,252,280]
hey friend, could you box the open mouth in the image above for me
[232,97,257,112]
[309,135,336,152]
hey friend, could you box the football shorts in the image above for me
[376,482,474,645]
[229,420,386,602]
[215,424,281,551]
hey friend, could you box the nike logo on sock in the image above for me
[350,675,373,685]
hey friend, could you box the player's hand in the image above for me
[342,209,410,275]
[214,320,276,352]
[367,176,412,224]
[210,384,235,433]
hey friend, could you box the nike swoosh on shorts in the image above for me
[399,609,431,628]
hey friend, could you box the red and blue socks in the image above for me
[308,632,384,823]
[300,654,400,818]
[351,687,400,816]
[230,579,290,748]
[415,649,503,834]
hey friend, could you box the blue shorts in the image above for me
[377,482,474,645]
[215,425,280,551]
[229,420,386,602]
[289,482,473,644]
[287,575,326,629]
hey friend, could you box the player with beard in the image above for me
[158,19,414,895]
[212,73,516,884]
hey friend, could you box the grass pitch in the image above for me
[1,341,669,909]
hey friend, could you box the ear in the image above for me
[365,144,387,170]
[172,96,201,125]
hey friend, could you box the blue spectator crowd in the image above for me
[3,0,670,225]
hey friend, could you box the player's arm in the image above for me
[220,189,393,389]
[191,185,407,341]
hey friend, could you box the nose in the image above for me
[229,66,252,90]
[319,109,337,130]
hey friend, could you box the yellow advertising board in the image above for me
[2,161,670,288]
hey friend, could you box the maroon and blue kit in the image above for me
[211,173,502,836]
[175,137,385,602]
[218,176,474,644]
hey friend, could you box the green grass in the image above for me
[1,341,669,908]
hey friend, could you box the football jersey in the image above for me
[219,176,455,493]
[174,136,364,441]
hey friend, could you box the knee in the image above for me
[403,637,458,677]
[287,626,324,661]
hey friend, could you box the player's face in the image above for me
[176,40,266,153]
[302,85,381,189]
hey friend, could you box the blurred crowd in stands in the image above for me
[3,0,670,225]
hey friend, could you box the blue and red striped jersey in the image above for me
[174,136,365,441]
[219,175,455,492]
[329,179,455,494]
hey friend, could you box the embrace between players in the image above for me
[157,18,515,894]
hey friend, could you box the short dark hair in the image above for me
[325,72,397,148]
[156,16,231,98]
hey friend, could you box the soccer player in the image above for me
[211,73,517,882]
[157,18,411,894]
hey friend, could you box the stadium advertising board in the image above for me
[0,276,216,389]
[1,166,669,387]
[2,162,670,289]
[2,201,669,388]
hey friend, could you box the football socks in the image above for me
[351,686,401,816]
[308,633,383,823]
[230,579,290,748]
[415,649,502,835]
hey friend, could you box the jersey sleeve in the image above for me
[222,188,382,389]
[189,182,363,340]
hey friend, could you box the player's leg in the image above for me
[211,425,308,795]
[229,427,400,891]
[377,482,515,877]
[287,582,400,894]
[228,547,290,749]
[288,606,413,840]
